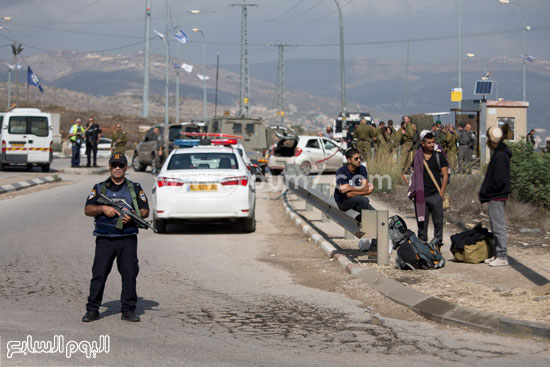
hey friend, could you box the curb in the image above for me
[282,191,550,341]
[0,175,62,195]
[61,167,109,175]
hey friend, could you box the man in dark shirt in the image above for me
[334,147,375,231]
[82,153,149,323]
[408,130,449,246]
[85,117,102,167]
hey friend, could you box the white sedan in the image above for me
[80,137,112,157]
[151,142,256,233]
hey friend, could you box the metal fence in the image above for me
[283,164,390,266]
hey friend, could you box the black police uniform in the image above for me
[85,123,102,167]
[85,178,149,314]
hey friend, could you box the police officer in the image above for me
[111,124,128,154]
[85,117,102,167]
[69,118,85,168]
[82,153,149,323]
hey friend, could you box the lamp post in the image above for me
[193,28,207,119]
[332,0,346,121]
[457,0,465,110]
[499,0,529,101]
[142,0,151,118]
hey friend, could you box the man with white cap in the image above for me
[479,127,512,267]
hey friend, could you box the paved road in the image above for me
[0,169,549,366]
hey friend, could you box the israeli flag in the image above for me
[174,29,188,45]
[521,54,536,62]
[153,29,166,41]
[173,63,194,73]
[7,63,22,70]
[27,66,43,93]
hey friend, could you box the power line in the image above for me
[255,0,305,24]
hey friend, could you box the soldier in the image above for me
[111,124,128,154]
[445,124,458,172]
[353,118,372,160]
[433,121,446,148]
[457,123,476,173]
[400,116,415,173]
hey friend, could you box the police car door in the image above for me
[27,115,51,163]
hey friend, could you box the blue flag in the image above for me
[28,66,43,93]
[174,29,188,44]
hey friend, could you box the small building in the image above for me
[452,99,529,164]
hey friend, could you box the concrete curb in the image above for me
[61,167,109,175]
[282,191,550,341]
[0,175,61,195]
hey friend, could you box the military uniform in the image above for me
[445,131,458,171]
[401,124,415,171]
[353,123,372,158]
[111,130,128,154]
[83,154,149,322]
[458,129,475,173]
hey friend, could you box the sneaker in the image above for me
[82,310,100,322]
[358,238,372,252]
[489,257,509,267]
[484,256,496,264]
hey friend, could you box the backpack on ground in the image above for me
[389,215,445,270]
[450,224,494,263]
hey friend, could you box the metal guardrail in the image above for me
[283,164,389,266]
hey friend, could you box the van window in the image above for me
[232,123,242,134]
[9,116,27,134]
[30,117,49,137]
[245,123,255,135]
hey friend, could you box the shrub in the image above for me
[365,149,403,193]
[508,141,550,209]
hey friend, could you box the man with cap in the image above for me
[82,153,149,322]
[479,127,512,267]
[408,130,449,248]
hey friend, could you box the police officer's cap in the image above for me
[109,153,128,166]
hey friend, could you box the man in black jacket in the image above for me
[479,127,512,267]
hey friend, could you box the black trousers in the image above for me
[86,235,139,312]
[337,196,375,223]
[415,194,444,244]
[85,142,98,166]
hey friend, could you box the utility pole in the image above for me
[142,0,151,118]
[11,42,23,107]
[403,38,410,116]
[268,44,293,126]
[332,0,346,125]
[230,1,258,117]
[214,50,220,119]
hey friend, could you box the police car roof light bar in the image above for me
[174,139,200,147]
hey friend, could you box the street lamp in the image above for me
[499,0,529,101]
[193,28,208,119]
[332,0,346,121]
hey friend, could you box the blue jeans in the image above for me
[71,141,82,167]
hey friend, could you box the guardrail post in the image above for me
[320,184,330,223]
[305,176,313,212]
[361,209,389,266]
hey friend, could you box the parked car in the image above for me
[132,122,201,173]
[151,138,256,234]
[267,127,346,175]
[80,137,112,158]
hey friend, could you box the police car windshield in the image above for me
[167,152,239,170]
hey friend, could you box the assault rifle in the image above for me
[97,193,157,233]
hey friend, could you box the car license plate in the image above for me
[189,184,217,192]
[11,143,25,147]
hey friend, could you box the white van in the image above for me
[0,108,53,172]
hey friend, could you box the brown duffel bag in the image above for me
[453,238,494,264]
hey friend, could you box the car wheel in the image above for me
[41,164,50,172]
[132,153,146,172]
[300,161,312,175]
[242,215,256,233]
[154,219,166,233]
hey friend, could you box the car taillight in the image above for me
[49,141,53,153]
[246,164,251,172]
[271,146,276,155]
[1,140,5,153]
[157,177,184,187]
[293,147,303,157]
[221,176,248,186]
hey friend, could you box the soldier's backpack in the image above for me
[389,215,445,270]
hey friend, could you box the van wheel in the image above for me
[300,161,312,175]
[242,215,256,233]
[41,164,50,172]
[154,219,166,233]
[132,154,146,172]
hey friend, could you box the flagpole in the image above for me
[175,33,180,124]
[214,50,220,119]
[26,68,29,106]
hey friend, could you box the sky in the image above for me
[1,0,549,68]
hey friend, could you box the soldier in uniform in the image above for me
[82,153,149,323]
[111,124,128,154]
[353,118,372,160]
[458,123,476,173]
[152,127,165,175]
[445,124,458,172]
[400,116,415,172]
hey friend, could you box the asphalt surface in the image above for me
[0,162,549,366]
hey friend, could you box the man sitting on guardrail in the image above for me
[334,148,376,250]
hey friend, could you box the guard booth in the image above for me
[452,99,528,164]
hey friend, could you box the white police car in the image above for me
[151,137,256,233]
